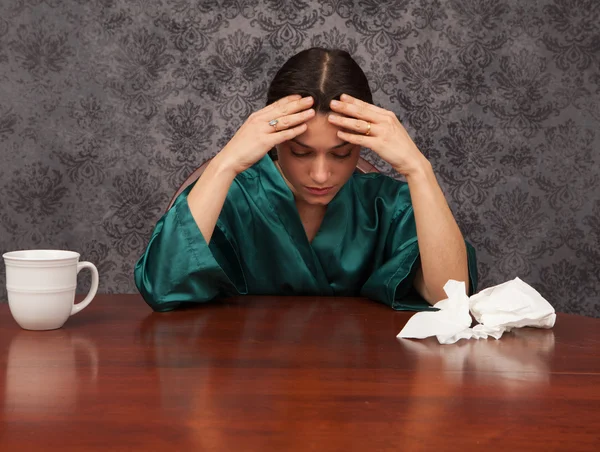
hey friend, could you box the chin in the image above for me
[305,197,331,206]
[301,191,337,206]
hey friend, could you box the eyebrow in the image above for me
[290,138,349,150]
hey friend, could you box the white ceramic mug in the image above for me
[3,250,99,330]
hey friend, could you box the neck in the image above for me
[295,197,326,219]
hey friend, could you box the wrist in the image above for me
[395,157,432,181]
[210,151,241,179]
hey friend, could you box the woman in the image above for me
[135,47,477,312]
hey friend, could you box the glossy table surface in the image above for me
[1,294,599,451]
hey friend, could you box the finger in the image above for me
[268,123,308,146]
[328,114,374,135]
[330,98,385,123]
[336,130,375,148]
[340,93,392,116]
[270,108,315,132]
[262,94,302,114]
[273,95,314,117]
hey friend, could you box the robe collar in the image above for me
[255,156,350,289]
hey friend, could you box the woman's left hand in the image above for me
[328,94,429,177]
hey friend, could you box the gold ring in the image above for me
[365,121,371,136]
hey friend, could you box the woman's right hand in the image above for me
[218,95,315,175]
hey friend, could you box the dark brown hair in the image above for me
[267,47,373,111]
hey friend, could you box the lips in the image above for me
[305,186,334,196]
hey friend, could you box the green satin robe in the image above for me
[135,155,478,312]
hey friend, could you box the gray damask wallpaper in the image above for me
[0,0,598,316]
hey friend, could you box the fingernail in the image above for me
[331,100,340,107]
[329,114,338,120]
[341,93,350,100]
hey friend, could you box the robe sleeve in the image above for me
[134,186,247,312]
[360,204,478,311]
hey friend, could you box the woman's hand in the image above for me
[219,95,315,175]
[327,94,429,177]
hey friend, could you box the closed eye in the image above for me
[332,152,352,159]
[291,150,312,158]
[290,143,352,159]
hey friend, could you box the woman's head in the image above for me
[267,48,373,207]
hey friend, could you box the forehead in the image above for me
[294,114,346,150]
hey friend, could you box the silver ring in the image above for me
[268,119,279,131]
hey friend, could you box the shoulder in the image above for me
[225,156,269,196]
[350,172,412,213]
[222,156,274,209]
[175,158,264,211]
[235,155,271,181]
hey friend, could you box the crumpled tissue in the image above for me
[397,277,556,344]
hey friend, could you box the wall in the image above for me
[0,0,598,315]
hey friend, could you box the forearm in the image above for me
[187,153,238,243]
[402,160,469,302]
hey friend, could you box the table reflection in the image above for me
[5,330,99,414]
[137,299,373,395]
[137,301,557,450]
[398,327,555,393]
[138,302,556,398]
[137,299,394,449]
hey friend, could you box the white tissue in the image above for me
[469,277,556,330]
[397,277,556,345]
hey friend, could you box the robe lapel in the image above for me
[256,157,332,291]
[310,179,350,256]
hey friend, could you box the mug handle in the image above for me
[71,261,99,315]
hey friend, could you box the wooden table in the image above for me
[1,294,599,451]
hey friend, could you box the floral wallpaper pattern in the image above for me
[0,0,599,316]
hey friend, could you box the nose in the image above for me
[309,156,330,185]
